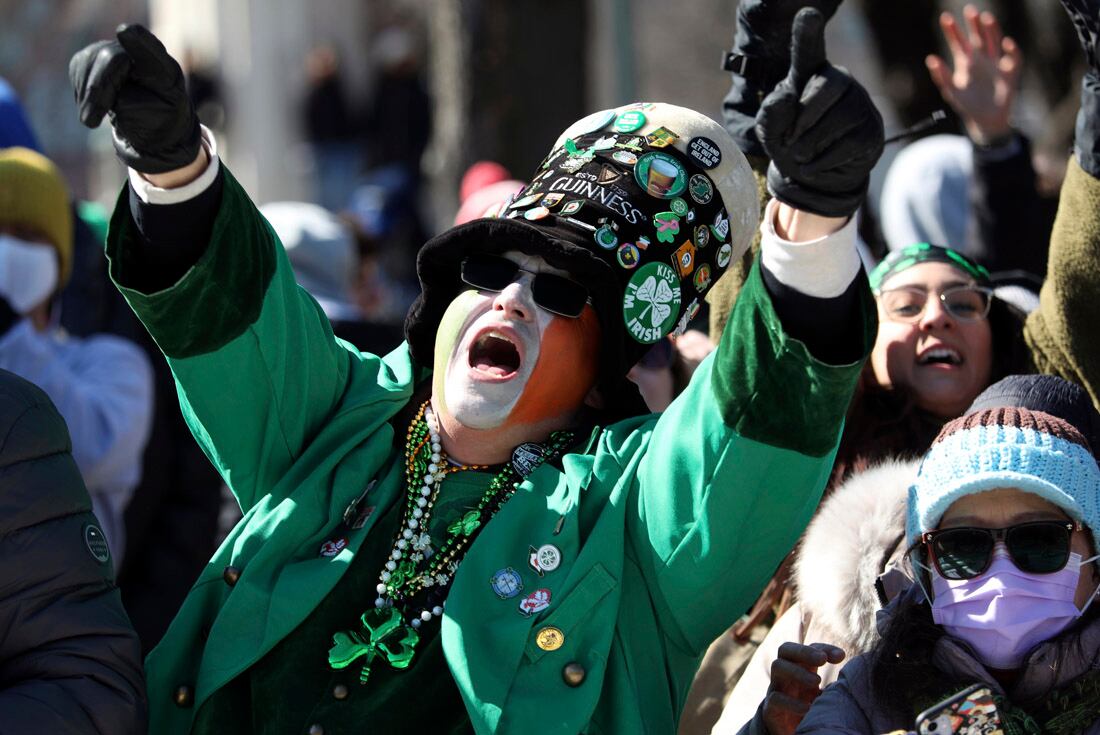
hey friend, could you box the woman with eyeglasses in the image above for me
[795,402,1100,733]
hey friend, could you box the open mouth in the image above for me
[468,330,522,378]
[917,347,963,366]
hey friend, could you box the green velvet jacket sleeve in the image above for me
[627,258,876,654]
[1025,157,1100,409]
[105,169,414,514]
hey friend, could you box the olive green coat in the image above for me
[105,167,873,734]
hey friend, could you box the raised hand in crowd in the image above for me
[761,642,845,735]
[925,5,1023,146]
[70,24,204,180]
[756,7,885,223]
[723,0,842,156]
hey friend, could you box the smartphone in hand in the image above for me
[915,683,1003,735]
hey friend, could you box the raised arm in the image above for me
[70,26,409,513]
[632,9,881,653]
[925,5,1049,277]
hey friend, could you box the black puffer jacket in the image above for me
[0,368,146,733]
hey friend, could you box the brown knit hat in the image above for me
[934,407,1091,451]
[0,147,73,286]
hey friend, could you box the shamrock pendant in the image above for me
[447,510,481,537]
[328,606,420,684]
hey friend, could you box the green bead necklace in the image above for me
[328,400,573,684]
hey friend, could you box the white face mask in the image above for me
[0,234,58,314]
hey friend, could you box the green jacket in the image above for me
[106,168,873,734]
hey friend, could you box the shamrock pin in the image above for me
[564,138,595,160]
[623,262,682,344]
[635,275,676,329]
[328,606,420,684]
[653,212,681,243]
[447,510,482,537]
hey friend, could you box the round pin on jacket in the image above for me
[536,626,565,651]
[536,544,562,572]
[490,567,524,599]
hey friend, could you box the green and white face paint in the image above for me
[432,252,556,430]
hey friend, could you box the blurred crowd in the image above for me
[4,0,1100,733]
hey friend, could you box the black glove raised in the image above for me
[722,0,842,156]
[70,24,201,174]
[755,8,883,218]
[1059,0,1100,176]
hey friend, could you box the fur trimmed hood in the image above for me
[793,458,919,655]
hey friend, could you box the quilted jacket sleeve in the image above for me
[0,369,145,734]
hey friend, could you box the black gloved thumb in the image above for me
[115,24,181,87]
[70,40,130,128]
[788,8,827,93]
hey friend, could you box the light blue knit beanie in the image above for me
[907,407,1100,545]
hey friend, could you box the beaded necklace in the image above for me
[328,400,574,684]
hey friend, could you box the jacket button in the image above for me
[308,725,324,735]
[173,685,194,707]
[332,684,349,700]
[562,662,586,687]
[223,565,242,586]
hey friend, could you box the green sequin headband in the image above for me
[868,242,991,291]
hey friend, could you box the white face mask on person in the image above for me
[922,548,1100,669]
[0,234,58,315]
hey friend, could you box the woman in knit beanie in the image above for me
[796,403,1100,733]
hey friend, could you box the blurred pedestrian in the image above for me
[260,200,404,355]
[0,76,40,151]
[303,44,359,212]
[0,146,153,563]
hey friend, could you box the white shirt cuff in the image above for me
[127,125,221,205]
[759,199,861,299]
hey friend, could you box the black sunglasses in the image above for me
[922,520,1081,580]
[459,253,591,318]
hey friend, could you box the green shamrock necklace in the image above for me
[328,400,573,684]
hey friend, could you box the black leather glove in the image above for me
[70,24,201,174]
[722,0,842,157]
[1059,0,1100,177]
[756,8,883,218]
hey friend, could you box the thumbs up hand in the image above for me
[755,8,883,218]
[70,24,201,174]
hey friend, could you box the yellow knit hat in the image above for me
[0,147,73,286]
